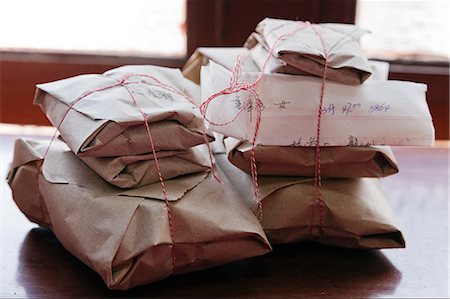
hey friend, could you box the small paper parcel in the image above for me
[225,138,398,178]
[244,18,372,84]
[215,154,405,249]
[201,61,434,146]
[7,139,271,290]
[34,65,213,157]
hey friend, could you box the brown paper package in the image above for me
[7,139,271,290]
[34,65,213,157]
[182,47,260,84]
[79,144,212,188]
[215,154,405,249]
[225,138,399,178]
[244,18,372,85]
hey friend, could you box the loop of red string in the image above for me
[200,21,328,226]
[35,73,213,270]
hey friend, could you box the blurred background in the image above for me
[0,0,448,139]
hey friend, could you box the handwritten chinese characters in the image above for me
[290,137,330,147]
[131,84,174,102]
[288,135,378,147]
[322,103,336,115]
[347,135,376,147]
[231,94,266,112]
[273,100,291,109]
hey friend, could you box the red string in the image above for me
[121,83,176,266]
[308,24,328,236]
[35,73,210,271]
[117,73,221,182]
[200,22,316,222]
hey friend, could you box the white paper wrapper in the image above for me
[201,61,434,146]
[34,65,213,157]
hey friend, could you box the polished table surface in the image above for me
[1,131,448,298]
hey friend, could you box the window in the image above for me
[0,0,186,57]
[356,0,449,139]
[356,0,449,62]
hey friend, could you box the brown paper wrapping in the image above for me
[225,138,399,178]
[7,139,52,228]
[245,18,372,84]
[8,139,271,290]
[216,154,405,249]
[182,47,259,84]
[79,144,212,188]
[34,65,213,157]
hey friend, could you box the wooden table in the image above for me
[1,132,448,298]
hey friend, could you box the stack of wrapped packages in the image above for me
[184,18,434,247]
[7,65,272,289]
[8,18,435,290]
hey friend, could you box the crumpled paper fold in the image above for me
[8,138,271,290]
[79,144,212,188]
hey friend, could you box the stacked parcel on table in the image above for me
[7,17,435,291]
[188,18,435,248]
[7,65,271,290]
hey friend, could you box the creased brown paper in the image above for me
[244,18,372,84]
[8,138,271,290]
[182,47,259,84]
[34,65,213,157]
[79,144,212,188]
[216,154,405,249]
[225,138,399,178]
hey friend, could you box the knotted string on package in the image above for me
[309,24,328,236]
[36,73,216,271]
[200,21,329,229]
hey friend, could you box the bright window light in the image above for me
[356,0,449,61]
[0,0,186,57]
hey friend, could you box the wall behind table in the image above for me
[0,54,184,126]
